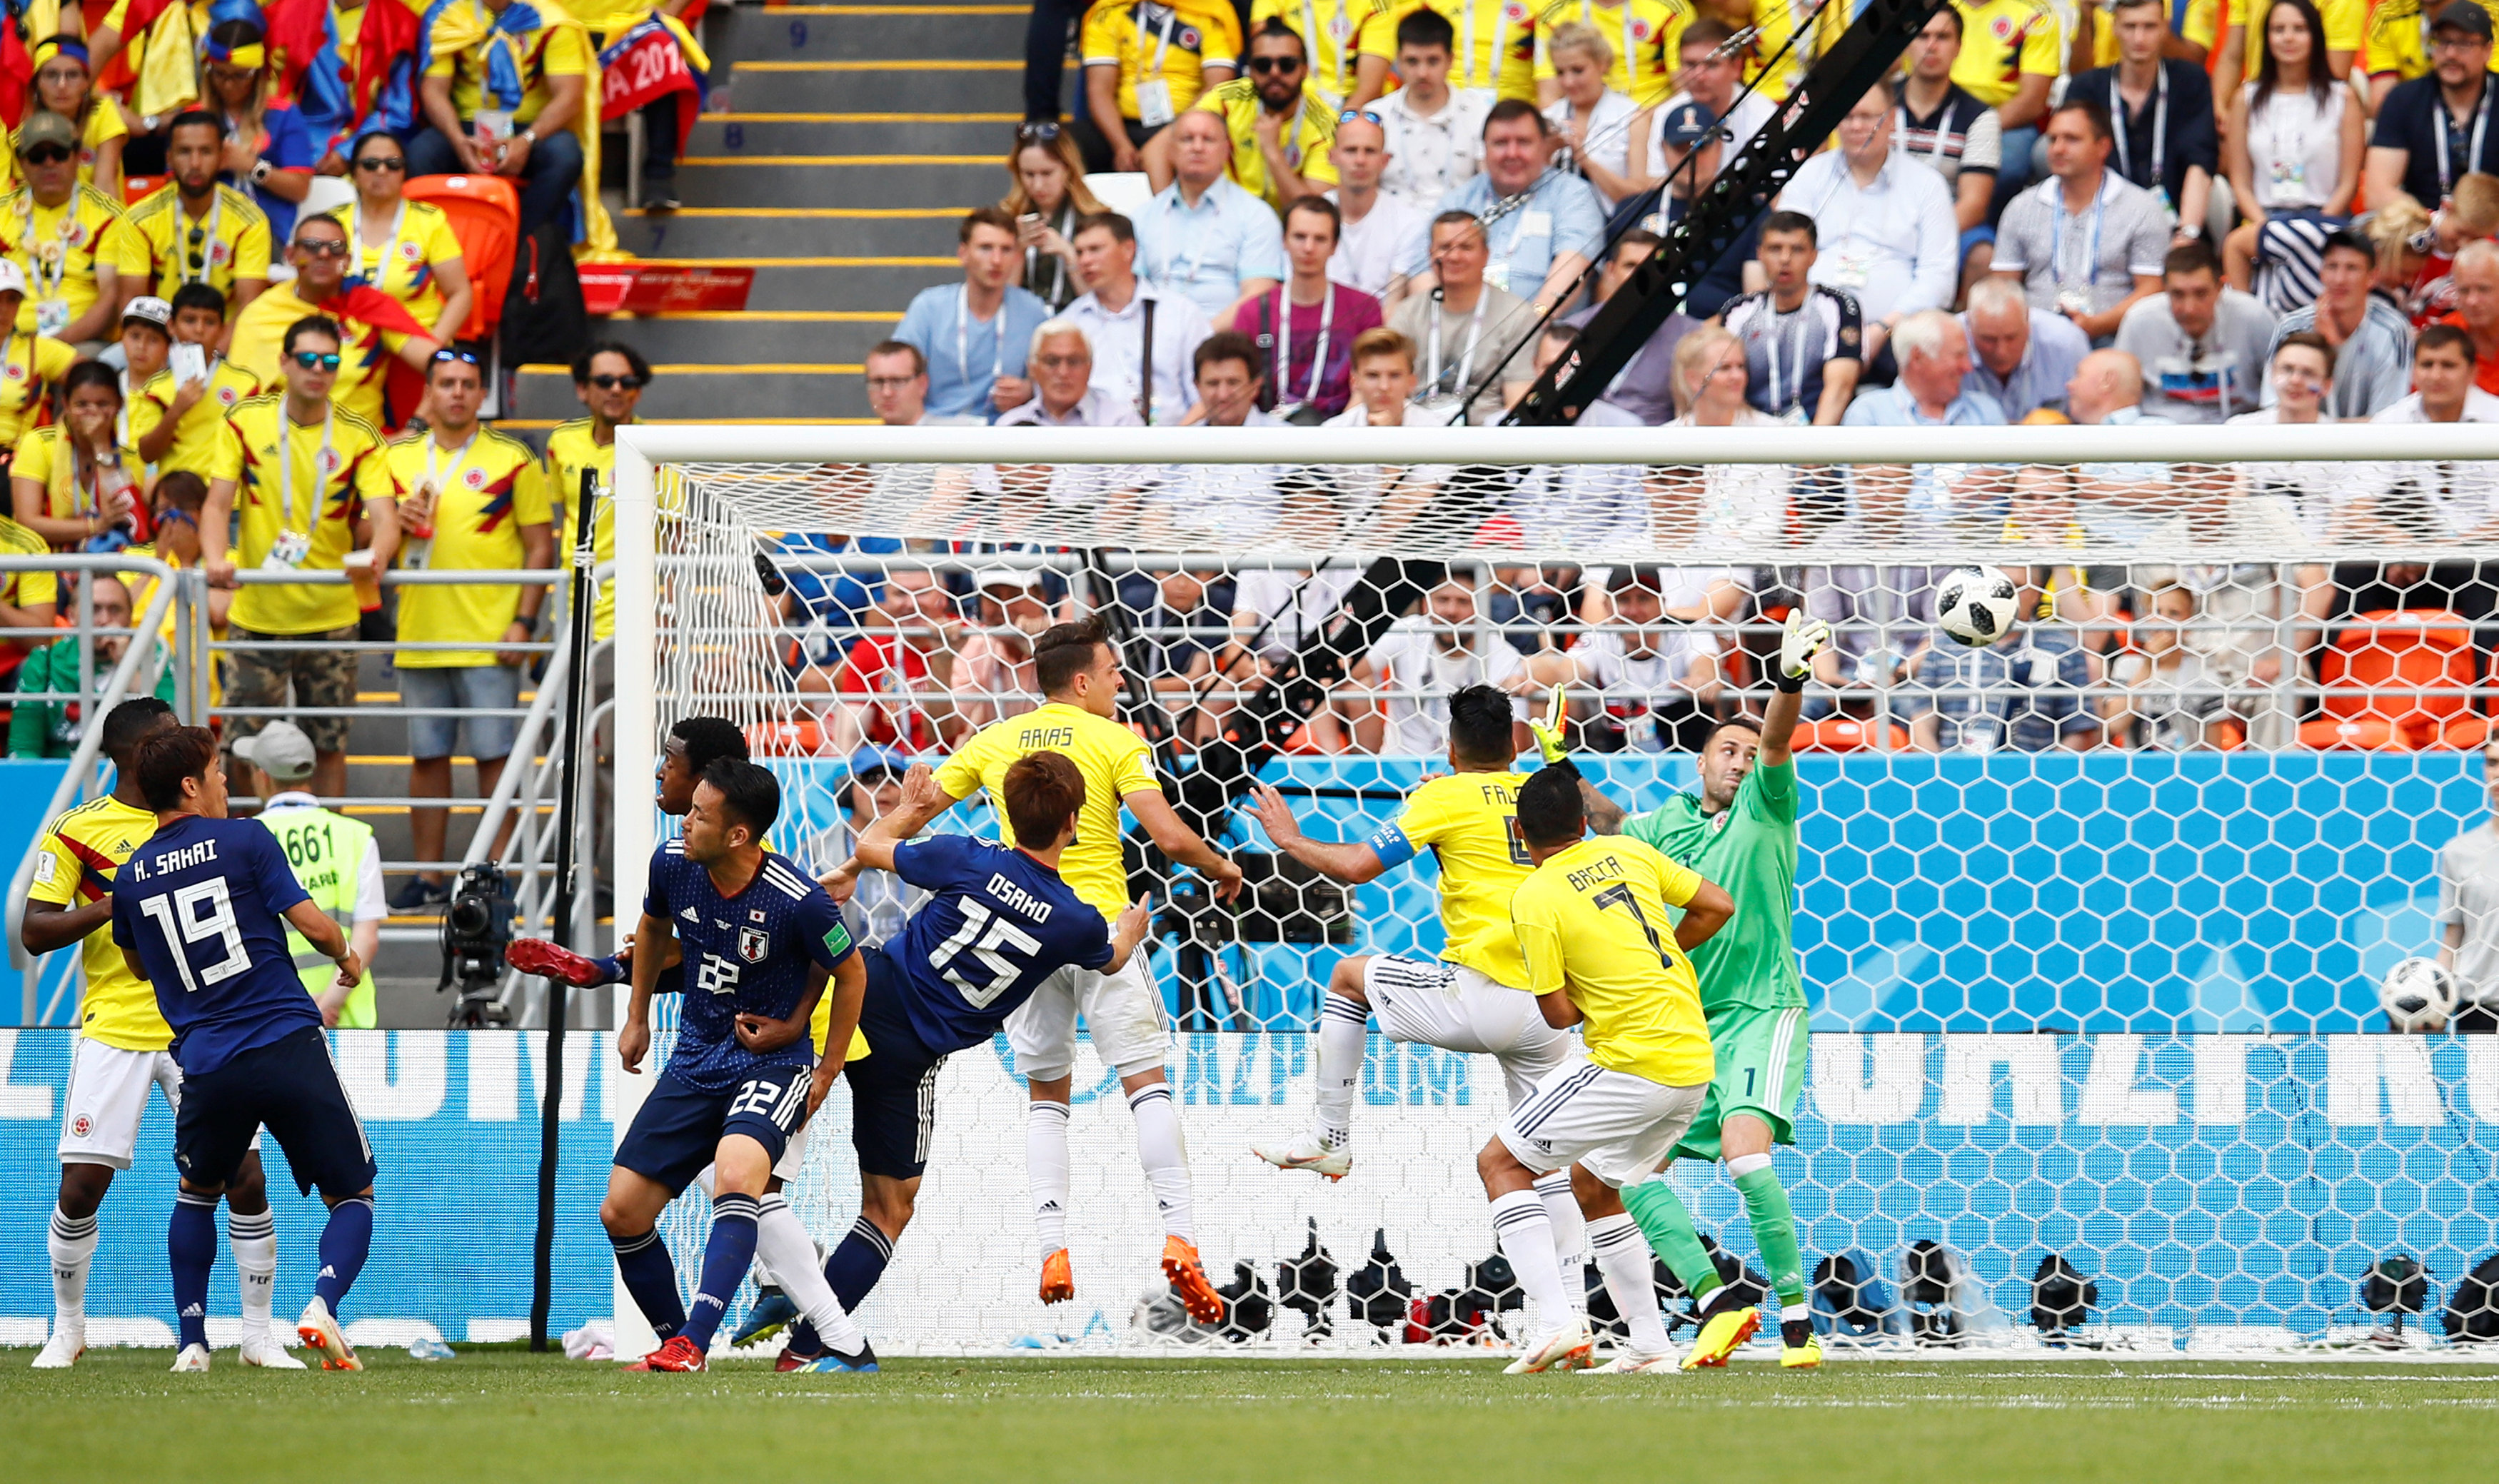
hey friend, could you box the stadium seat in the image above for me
[746,718,830,756]
[403,173,523,343]
[1794,714,1907,752]
[2298,608,2477,749]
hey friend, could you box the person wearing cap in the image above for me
[0,109,142,354]
[204,313,400,799]
[119,111,273,318]
[2361,0,2499,111]
[9,36,128,200]
[955,567,1055,728]
[110,296,172,488]
[133,283,263,477]
[386,343,553,910]
[1629,98,1762,318]
[830,744,930,948]
[1626,19,1774,186]
[0,258,79,455]
[2365,2,2499,215]
[6,572,177,759]
[236,720,386,1029]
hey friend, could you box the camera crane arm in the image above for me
[1502,0,1951,426]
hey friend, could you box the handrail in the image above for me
[7,555,181,1016]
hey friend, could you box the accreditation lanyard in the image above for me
[1136,3,1180,79]
[1896,102,1951,171]
[1424,286,1490,396]
[1461,0,1512,92]
[18,193,78,303]
[1274,283,1337,406]
[1566,0,1640,94]
[274,408,336,532]
[2434,77,2494,198]
[2050,178,2108,288]
[351,197,408,288]
[178,193,225,285]
[956,283,1006,388]
[1762,300,1811,415]
[2107,64,2166,193]
[1300,0,1350,85]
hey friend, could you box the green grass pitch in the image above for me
[9,1349,2499,1482]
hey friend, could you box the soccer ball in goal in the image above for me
[604,420,2499,1358]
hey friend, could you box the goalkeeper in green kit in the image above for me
[1538,608,1832,1372]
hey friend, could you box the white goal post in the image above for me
[602,422,2499,1358]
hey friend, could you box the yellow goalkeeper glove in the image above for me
[1529,684,1570,764]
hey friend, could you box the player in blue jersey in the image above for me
[107,727,376,1373]
[770,751,1151,1370]
[604,757,868,1373]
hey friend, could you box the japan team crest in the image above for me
[737,927,770,963]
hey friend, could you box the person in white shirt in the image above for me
[1774,79,1959,366]
[1626,19,1772,190]
[973,319,1148,513]
[1147,330,1299,544]
[2228,329,2343,543]
[2360,322,2499,542]
[2112,237,2280,423]
[1373,8,1493,213]
[2221,0,2363,307]
[1065,211,1212,425]
[1656,324,1792,553]
[1347,575,1527,754]
[1320,325,1459,540]
[1524,564,1724,754]
[1541,21,1643,205]
[1132,108,1286,319]
[1326,111,1427,296]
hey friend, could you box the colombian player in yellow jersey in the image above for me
[829,614,1244,1323]
[1245,684,1595,1291]
[21,698,303,1371]
[1480,764,1731,1375]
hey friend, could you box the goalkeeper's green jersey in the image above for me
[1621,757,1806,1015]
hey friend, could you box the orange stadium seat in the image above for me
[403,173,521,343]
[2296,608,2478,749]
[1794,714,1907,752]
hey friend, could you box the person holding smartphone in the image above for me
[133,283,265,479]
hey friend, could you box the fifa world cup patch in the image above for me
[823,922,854,959]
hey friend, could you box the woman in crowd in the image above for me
[1542,22,1644,206]
[2223,0,2362,309]
[327,128,474,346]
[202,20,315,244]
[11,360,142,552]
[1661,324,1790,554]
[16,36,127,199]
[1000,122,1103,311]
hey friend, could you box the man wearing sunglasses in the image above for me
[1160,19,1339,212]
[119,111,271,320]
[228,215,439,430]
[1,111,141,355]
[202,314,401,800]
[543,340,652,650]
[386,347,553,911]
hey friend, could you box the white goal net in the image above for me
[610,423,2499,1358]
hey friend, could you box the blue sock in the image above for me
[314,1196,374,1316]
[609,1226,685,1339]
[680,1193,760,1352]
[788,1217,895,1356]
[591,955,627,986]
[169,1191,218,1350]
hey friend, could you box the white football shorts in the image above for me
[1007,953,1170,1082]
[1362,954,1571,1106]
[1497,1051,1709,1188]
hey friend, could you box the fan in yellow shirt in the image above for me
[0,277,79,447]
[9,362,142,554]
[5,37,130,198]
[1535,0,1689,104]
[132,283,265,478]
[1081,0,1246,170]
[838,614,1242,1323]
[227,213,438,430]
[1474,762,1733,1377]
[1252,0,1394,95]
[1189,64,1341,211]
[0,112,142,347]
[1951,0,2063,114]
[1243,682,1577,1184]
[117,113,274,308]
[540,340,656,643]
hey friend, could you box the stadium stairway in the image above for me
[362,0,1026,1018]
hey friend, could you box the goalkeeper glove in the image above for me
[1528,684,1579,777]
[1776,611,1833,694]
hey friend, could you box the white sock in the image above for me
[1489,1188,1574,1324]
[754,1195,863,1353]
[48,1205,96,1330]
[227,1209,277,1341]
[1533,1170,1587,1313]
[1027,1099,1072,1259]
[1127,1082,1195,1243]
[1589,1213,1671,1354]
[1312,992,1367,1147]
